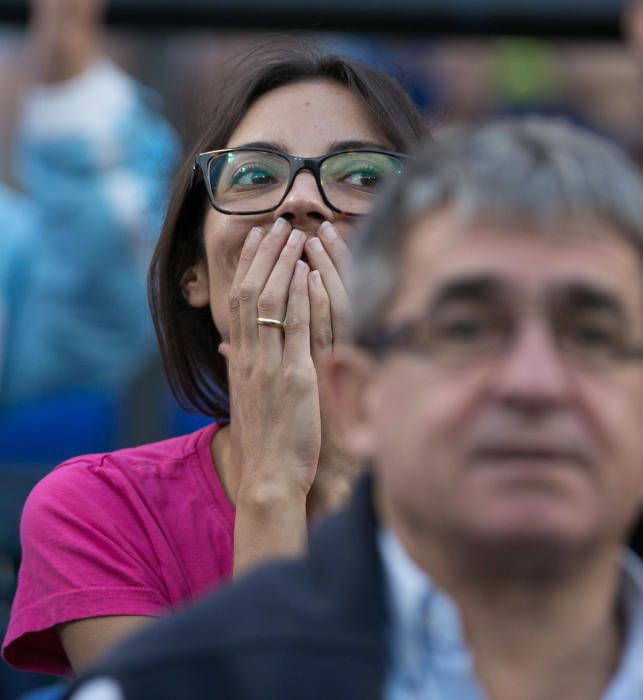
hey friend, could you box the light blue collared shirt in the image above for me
[379,530,643,700]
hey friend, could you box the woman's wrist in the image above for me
[233,480,309,577]
[236,477,308,514]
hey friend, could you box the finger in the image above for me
[304,235,350,343]
[282,261,311,365]
[228,226,265,348]
[229,226,266,298]
[319,221,350,281]
[257,229,307,365]
[235,218,292,349]
[218,341,231,361]
[308,270,333,368]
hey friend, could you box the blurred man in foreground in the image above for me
[65,119,643,700]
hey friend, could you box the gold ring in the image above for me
[256,317,285,330]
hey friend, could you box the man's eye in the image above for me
[231,166,279,187]
[566,323,621,352]
[440,319,491,343]
[421,311,502,351]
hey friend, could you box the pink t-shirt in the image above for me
[2,422,234,676]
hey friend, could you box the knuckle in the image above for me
[282,365,311,390]
[228,287,241,313]
[238,247,255,267]
[237,281,257,305]
[314,324,333,349]
[284,313,307,334]
[257,292,278,316]
[256,363,274,389]
[230,357,252,380]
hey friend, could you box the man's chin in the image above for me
[452,526,598,584]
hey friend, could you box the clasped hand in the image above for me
[220,218,359,521]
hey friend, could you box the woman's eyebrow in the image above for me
[231,139,391,154]
[326,139,391,152]
[231,141,288,151]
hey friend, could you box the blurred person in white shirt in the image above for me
[0,0,179,405]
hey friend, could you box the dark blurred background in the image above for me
[0,0,628,36]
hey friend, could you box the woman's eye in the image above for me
[230,166,278,187]
[339,167,383,189]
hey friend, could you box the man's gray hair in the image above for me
[349,117,643,345]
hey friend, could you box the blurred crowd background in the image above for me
[1,0,643,697]
[1,7,642,159]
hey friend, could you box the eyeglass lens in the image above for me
[206,150,402,214]
[396,300,637,371]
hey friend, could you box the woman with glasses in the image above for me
[3,44,428,676]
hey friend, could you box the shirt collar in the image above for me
[603,550,643,699]
[377,529,471,662]
[378,529,643,699]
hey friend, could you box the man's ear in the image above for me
[327,343,379,460]
[181,261,210,308]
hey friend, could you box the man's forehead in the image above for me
[386,208,643,323]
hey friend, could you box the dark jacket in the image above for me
[68,475,390,700]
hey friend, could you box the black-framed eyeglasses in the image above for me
[360,307,643,373]
[192,147,407,216]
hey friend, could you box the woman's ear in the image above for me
[181,262,210,308]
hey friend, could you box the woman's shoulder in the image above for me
[26,423,221,515]
[59,422,217,475]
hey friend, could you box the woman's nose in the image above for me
[273,171,335,229]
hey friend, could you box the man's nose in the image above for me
[273,171,334,229]
[491,320,573,411]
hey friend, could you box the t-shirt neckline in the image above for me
[194,421,235,528]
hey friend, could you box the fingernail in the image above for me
[273,217,290,234]
[310,270,322,285]
[296,259,309,274]
[320,222,337,241]
[287,229,303,247]
[247,227,262,244]
[307,237,323,252]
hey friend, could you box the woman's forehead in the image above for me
[225,79,384,154]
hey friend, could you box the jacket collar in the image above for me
[306,471,389,641]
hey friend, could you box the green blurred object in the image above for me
[491,38,560,106]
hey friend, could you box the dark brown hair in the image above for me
[149,42,430,418]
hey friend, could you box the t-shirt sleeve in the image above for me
[2,458,170,676]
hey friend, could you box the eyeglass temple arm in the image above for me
[188,163,201,192]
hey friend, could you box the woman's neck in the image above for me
[210,423,241,505]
